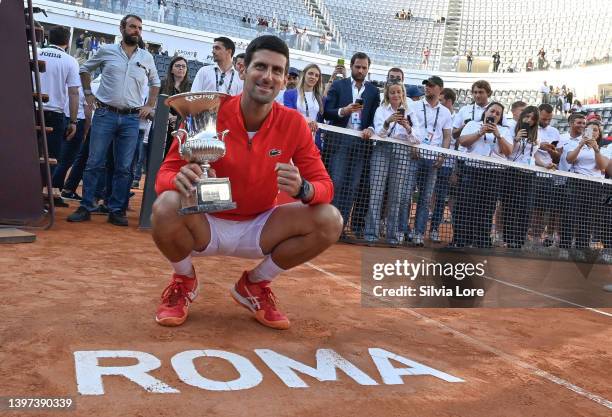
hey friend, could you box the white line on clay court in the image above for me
[304,261,612,410]
[416,253,612,318]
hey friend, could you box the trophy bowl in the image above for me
[165,92,237,215]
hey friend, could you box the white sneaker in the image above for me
[430,230,441,243]
[414,234,424,246]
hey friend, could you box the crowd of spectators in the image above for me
[394,9,412,20]
[41,14,612,262]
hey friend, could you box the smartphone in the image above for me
[397,107,405,116]
[520,122,530,131]
[337,58,345,66]
[584,126,594,140]
[355,98,364,105]
[485,116,495,124]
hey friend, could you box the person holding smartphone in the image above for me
[530,104,565,247]
[405,76,453,246]
[502,106,540,248]
[452,102,512,248]
[558,114,609,255]
[363,82,419,244]
[323,62,346,98]
[323,52,381,239]
[452,80,492,140]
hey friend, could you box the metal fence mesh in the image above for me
[319,125,612,264]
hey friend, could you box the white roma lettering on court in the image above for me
[369,348,464,384]
[254,348,378,388]
[171,350,263,391]
[74,351,180,395]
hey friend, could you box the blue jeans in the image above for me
[52,118,86,189]
[132,128,147,182]
[80,108,140,213]
[398,155,420,237]
[327,134,367,229]
[413,158,438,236]
[430,165,452,232]
[364,143,415,241]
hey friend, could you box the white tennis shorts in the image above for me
[191,207,277,259]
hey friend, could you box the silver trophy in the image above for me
[165,92,237,215]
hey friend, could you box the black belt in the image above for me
[97,101,140,115]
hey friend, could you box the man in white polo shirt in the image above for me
[38,25,80,185]
[531,103,564,246]
[191,37,243,95]
[406,75,453,246]
[452,80,492,140]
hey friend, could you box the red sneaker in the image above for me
[230,271,290,330]
[155,272,199,327]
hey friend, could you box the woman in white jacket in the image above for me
[364,82,420,244]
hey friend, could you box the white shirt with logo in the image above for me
[460,120,513,168]
[536,125,563,167]
[372,103,420,143]
[191,64,243,95]
[559,133,601,177]
[407,98,452,148]
[37,46,81,113]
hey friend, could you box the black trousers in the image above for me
[453,166,501,247]
[559,179,599,249]
[501,169,535,247]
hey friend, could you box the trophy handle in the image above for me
[219,129,230,142]
[172,128,189,145]
[172,128,189,157]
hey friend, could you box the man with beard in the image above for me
[67,14,160,227]
[323,52,380,239]
[191,37,243,95]
[152,35,341,330]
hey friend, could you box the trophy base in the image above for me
[179,201,237,215]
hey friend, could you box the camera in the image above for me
[485,116,495,124]
[355,98,364,105]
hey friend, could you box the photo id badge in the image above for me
[424,131,434,144]
[351,111,361,128]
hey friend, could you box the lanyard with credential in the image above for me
[214,67,235,94]
[302,92,310,118]
[423,102,440,132]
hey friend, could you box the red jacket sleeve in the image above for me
[291,116,334,204]
[154,139,187,195]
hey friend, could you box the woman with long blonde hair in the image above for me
[363,81,420,244]
[284,64,324,135]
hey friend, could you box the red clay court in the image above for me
[1,193,611,417]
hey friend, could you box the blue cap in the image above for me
[288,67,299,76]
[406,85,424,98]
